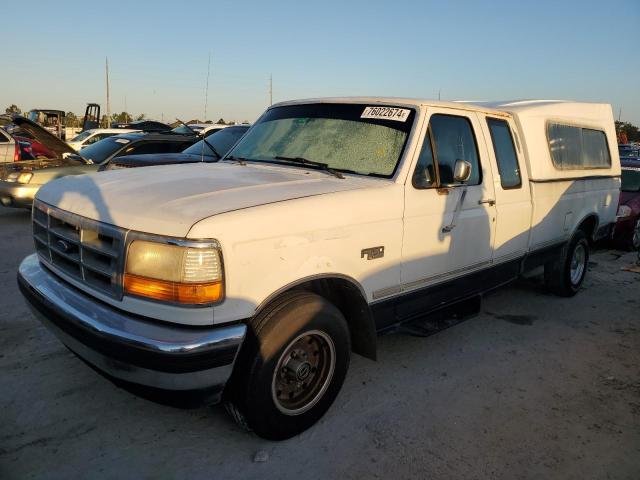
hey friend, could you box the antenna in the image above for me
[269,74,273,106]
[105,57,111,127]
[204,52,211,122]
[618,107,622,122]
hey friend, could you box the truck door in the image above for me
[399,108,496,318]
[480,115,532,264]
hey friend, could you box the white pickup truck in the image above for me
[18,98,621,440]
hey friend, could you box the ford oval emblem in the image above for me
[56,239,70,253]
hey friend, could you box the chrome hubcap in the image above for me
[570,244,586,285]
[272,330,335,416]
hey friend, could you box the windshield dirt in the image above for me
[226,103,415,177]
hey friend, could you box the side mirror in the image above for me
[453,159,472,183]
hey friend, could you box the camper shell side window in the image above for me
[546,122,612,170]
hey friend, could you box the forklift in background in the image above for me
[26,103,101,141]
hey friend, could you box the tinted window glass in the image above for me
[621,168,640,192]
[184,126,249,159]
[412,133,436,188]
[548,123,611,169]
[70,130,92,142]
[582,128,611,167]
[121,141,186,156]
[430,114,480,185]
[487,118,521,188]
[79,137,130,163]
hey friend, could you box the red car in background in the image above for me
[12,133,56,158]
[613,159,640,250]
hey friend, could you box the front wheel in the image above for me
[225,291,350,440]
[544,230,589,297]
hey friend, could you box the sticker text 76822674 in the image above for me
[361,106,410,122]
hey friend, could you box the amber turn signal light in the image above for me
[124,273,222,305]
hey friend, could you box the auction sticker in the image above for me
[361,106,410,122]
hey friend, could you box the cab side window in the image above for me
[430,115,481,185]
[487,118,521,188]
[412,132,436,188]
[413,114,481,188]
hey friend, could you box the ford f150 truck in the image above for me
[17,98,621,440]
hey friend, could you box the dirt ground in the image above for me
[1,206,639,480]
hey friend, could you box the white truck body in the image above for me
[19,97,620,438]
[32,97,620,326]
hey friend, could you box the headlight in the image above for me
[6,172,33,183]
[124,240,223,305]
[617,205,632,219]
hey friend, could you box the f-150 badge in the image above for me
[361,246,384,260]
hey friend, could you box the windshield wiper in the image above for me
[176,118,222,160]
[66,153,92,164]
[224,155,248,165]
[274,156,344,179]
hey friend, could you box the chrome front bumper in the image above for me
[0,181,39,208]
[18,254,246,400]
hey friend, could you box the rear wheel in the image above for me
[225,291,350,440]
[544,230,589,297]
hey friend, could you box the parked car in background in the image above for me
[619,144,640,160]
[613,159,640,250]
[4,124,56,158]
[111,119,171,132]
[170,123,230,136]
[67,128,141,151]
[17,98,620,439]
[0,127,31,162]
[0,116,199,208]
[104,125,250,169]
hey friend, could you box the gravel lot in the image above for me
[1,206,639,480]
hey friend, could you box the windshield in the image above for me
[621,167,640,192]
[171,124,204,134]
[79,137,130,163]
[226,103,415,177]
[183,126,249,159]
[70,130,92,142]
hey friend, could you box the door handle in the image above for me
[478,199,496,206]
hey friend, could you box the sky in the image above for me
[2,0,639,125]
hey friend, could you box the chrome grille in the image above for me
[32,201,125,298]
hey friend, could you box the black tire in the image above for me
[225,291,350,440]
[631,218,640,251]
[544,230,589,297]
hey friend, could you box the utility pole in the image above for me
[105,57,111,127]
[204,52,211,122]
[269,74,273,106]
[124,96,128,123]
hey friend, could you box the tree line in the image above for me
[4,104,244,128]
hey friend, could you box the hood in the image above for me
[0,157,90,179]
[110,153,206,168]
[36,162,380,237]
[7,115,77,158]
